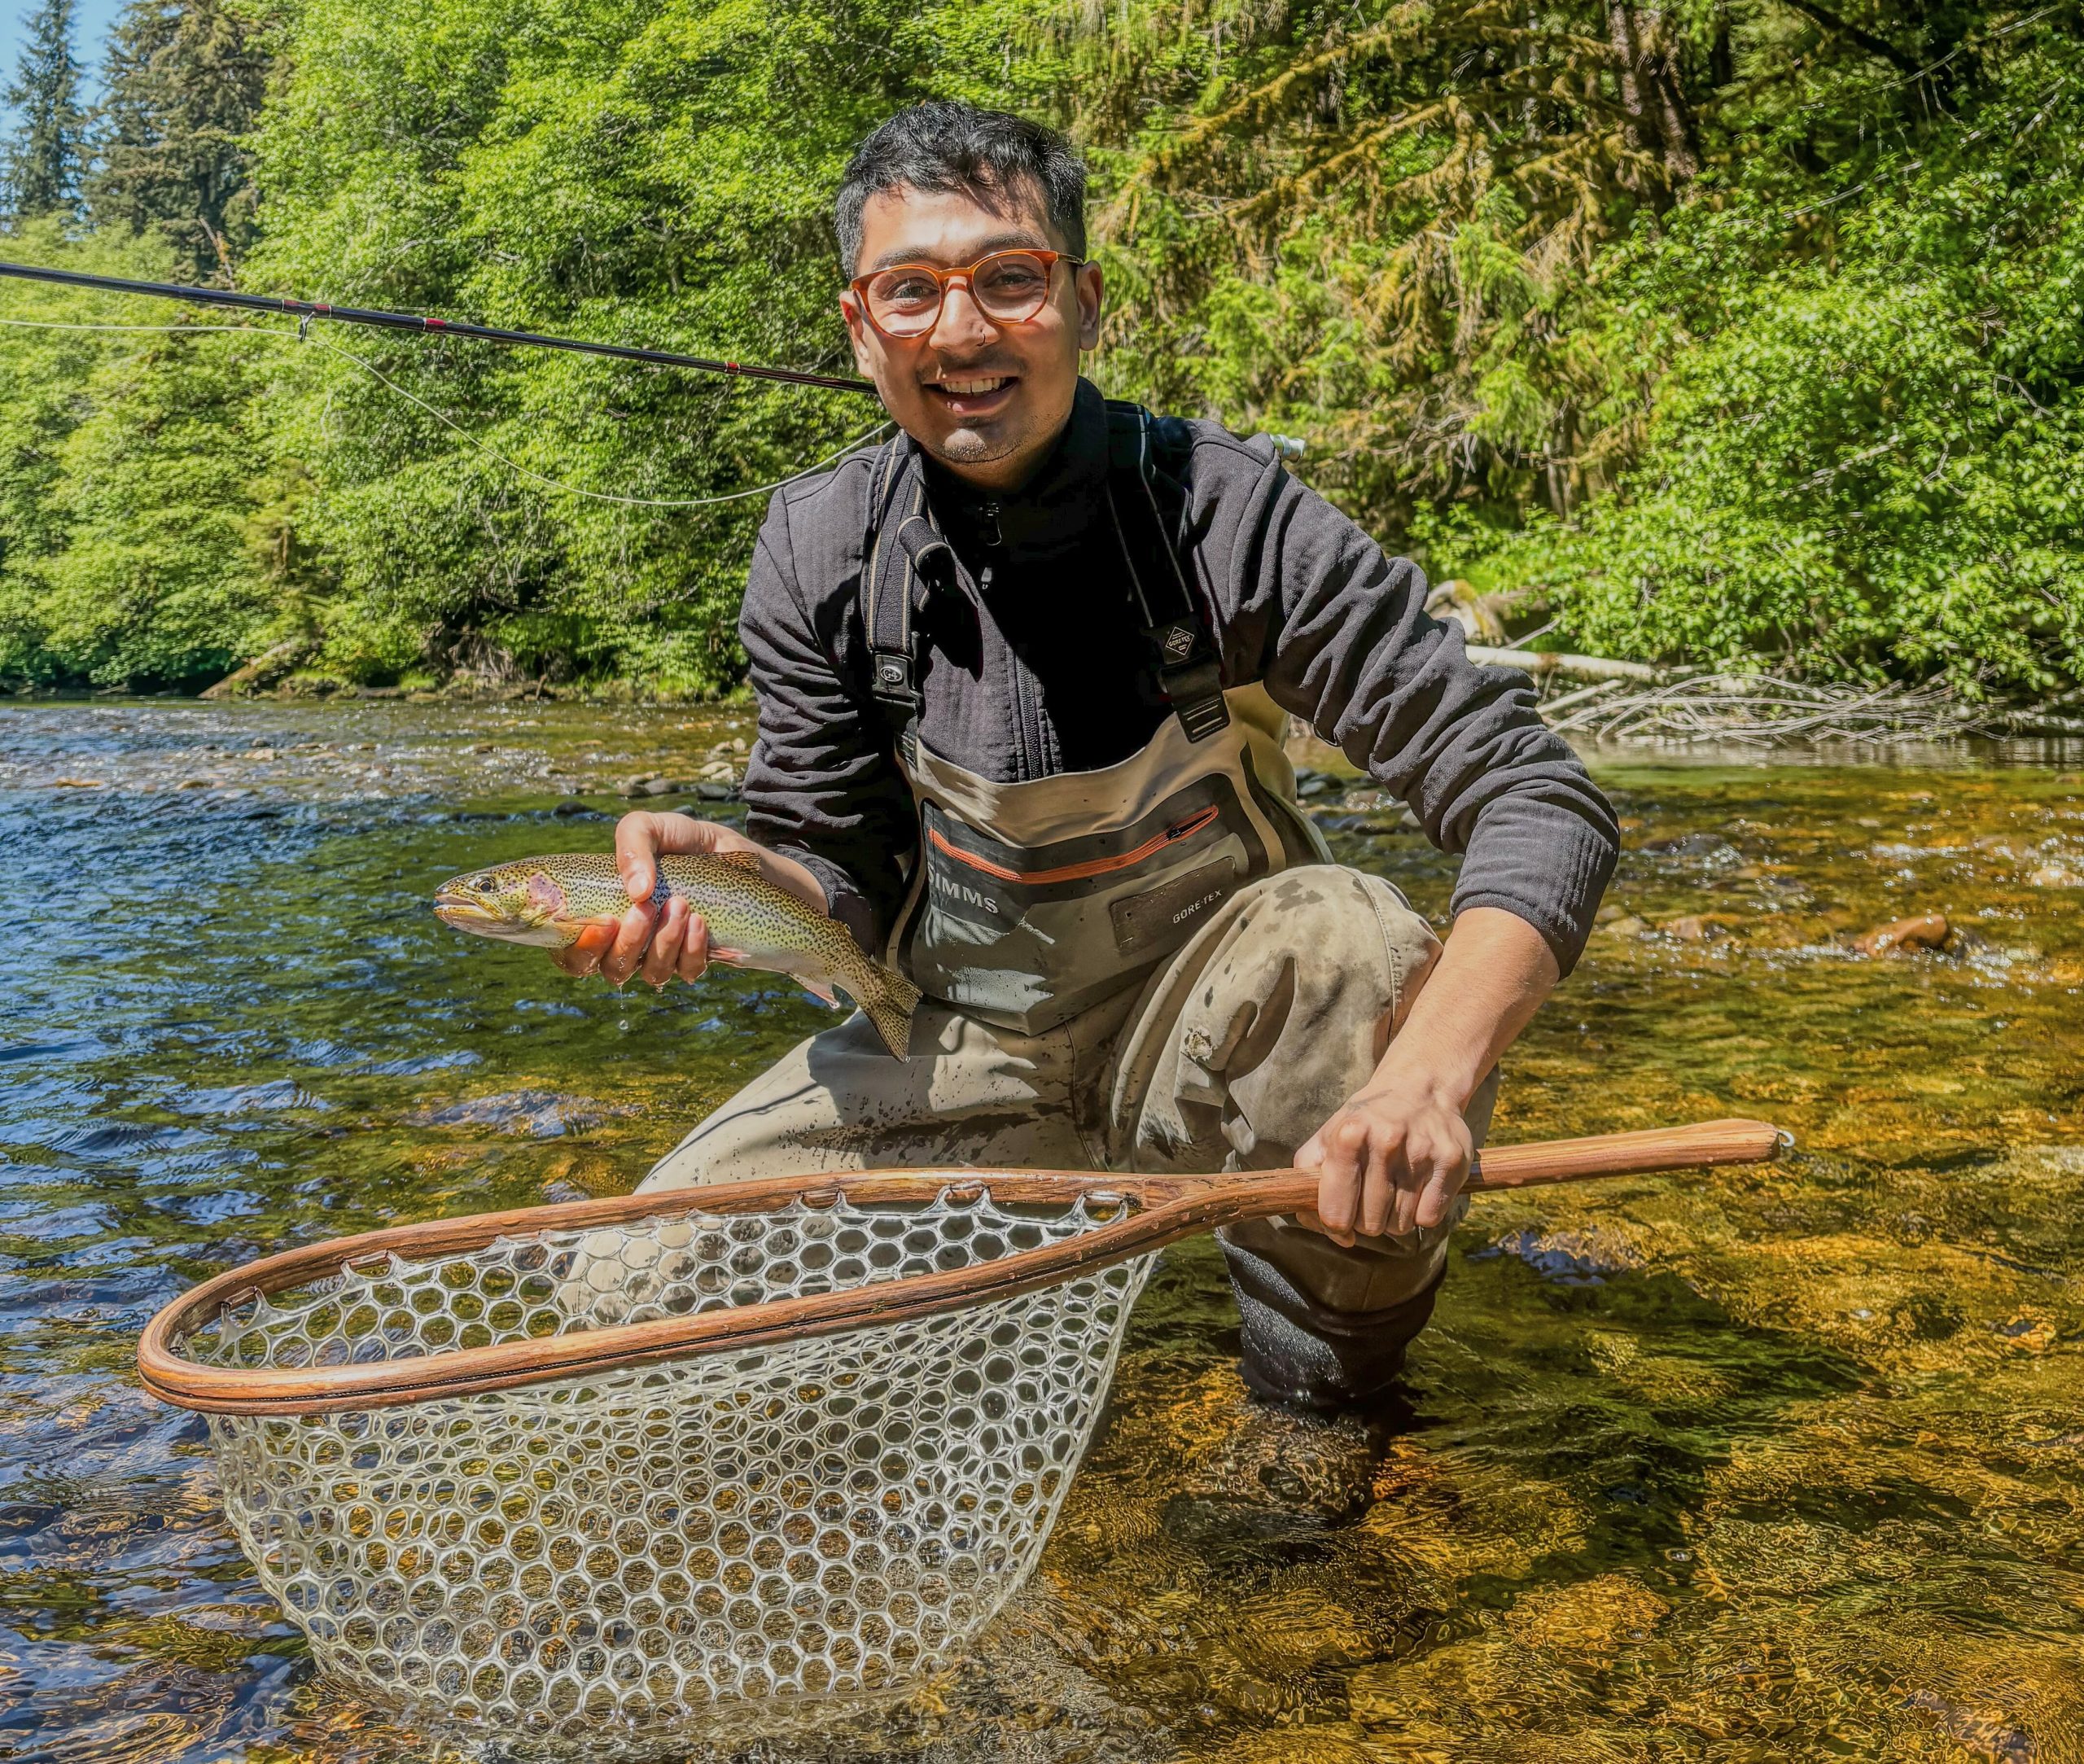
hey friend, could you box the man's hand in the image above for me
[549,812,826,990]
[1298,1078,1476,1245]
[1294,906,1561,1246]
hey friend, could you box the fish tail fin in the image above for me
[861,964,922,1059]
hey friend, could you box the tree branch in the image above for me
[1773,0,1920,74]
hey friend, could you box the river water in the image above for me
[1,700,2080,1762]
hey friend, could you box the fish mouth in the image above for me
[433,892,504,932]
[434,895,571,947]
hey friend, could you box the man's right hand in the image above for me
[549,812,825,990]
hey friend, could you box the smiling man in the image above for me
[555,102,1620,1411]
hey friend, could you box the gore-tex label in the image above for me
[1110,860,1237,958]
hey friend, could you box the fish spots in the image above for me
[527,872,568,917]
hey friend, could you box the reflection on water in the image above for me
[0,700,2079,1761]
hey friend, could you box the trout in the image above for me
[434,851,921,1057]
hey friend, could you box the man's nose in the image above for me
[925,276,999,353]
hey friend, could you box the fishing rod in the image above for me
[0,259,878,396]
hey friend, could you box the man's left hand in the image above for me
[1295,1079,1475,1245]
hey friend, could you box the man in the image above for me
[555,102,1618,1410]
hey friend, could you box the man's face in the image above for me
[840,179,1102,492]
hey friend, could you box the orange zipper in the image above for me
[929,805,1220,886]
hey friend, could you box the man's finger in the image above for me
[1315,1114,1371,1245]
[641,897,686,989]
[678,913,711,984]
[1413,1131,1471,1231]
[1358,1134,1401,1238]
[600,900,659,987]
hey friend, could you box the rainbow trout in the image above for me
[434,851,921,1057]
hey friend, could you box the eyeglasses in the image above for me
[850,249,1087,339]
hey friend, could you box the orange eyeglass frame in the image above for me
[847,249,1089,339]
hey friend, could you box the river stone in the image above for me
[1853,913,1949,956]
[1502,1574,1670,1658]
[1640,831,1741,864]
[1171,1398,1385,1518]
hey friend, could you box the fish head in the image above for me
[433,862,583,948]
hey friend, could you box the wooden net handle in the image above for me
[137,1118,1784,1415]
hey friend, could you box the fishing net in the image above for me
[180,1189,1154,1737]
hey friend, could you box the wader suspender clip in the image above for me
[1104,405,1230,743]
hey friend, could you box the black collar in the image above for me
[913,377,1110,564]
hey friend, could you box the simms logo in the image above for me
[930,868,1002,916]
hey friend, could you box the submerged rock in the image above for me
[1171,1388,1386,1519]
[1854,913,1950,956]
[1640,831,1742,865]
[1661,914,1736,942]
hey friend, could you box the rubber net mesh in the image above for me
[181,1190,1153,1737]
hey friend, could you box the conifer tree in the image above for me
[88,0,267,278]
[2,0,86,221]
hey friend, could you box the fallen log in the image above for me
[1464,646,1668,684]
[200,637,313,700]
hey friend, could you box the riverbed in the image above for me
[2,700,2080,1762]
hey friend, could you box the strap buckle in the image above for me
[1145,625,1229,742]
[870,650,922,714]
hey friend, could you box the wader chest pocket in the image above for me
[907,781,1271,1029]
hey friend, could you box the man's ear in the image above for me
[1075,262,1104,352]
[838,291,877,378]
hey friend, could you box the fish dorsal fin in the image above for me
[714,849,763,873]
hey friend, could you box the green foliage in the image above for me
[0,222,283,689]
[2,0,87,220]
[0,0,2077,696]
[1509,26,2084,690]
[238,0,1000,692]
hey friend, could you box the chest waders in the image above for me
[862,403,1331,1035]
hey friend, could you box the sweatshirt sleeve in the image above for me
[1214,449,1619,975]
[737,492,917,957]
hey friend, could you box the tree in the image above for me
[88,0,269,278]
[2,0,87,221]
[0,221,282,692]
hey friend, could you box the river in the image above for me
[2,700,2079,1762]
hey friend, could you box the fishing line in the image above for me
[0,313,892,510]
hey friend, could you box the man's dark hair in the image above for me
[835,102,1087,276]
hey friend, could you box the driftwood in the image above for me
[199,636,313,700]
[1539,672,2084,746]
[1464,644,2084,746]
[1465,645,1666,684]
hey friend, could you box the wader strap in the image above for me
[858,404,1229,751]
[862,441,949,756]
[1103,405,1230,743]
